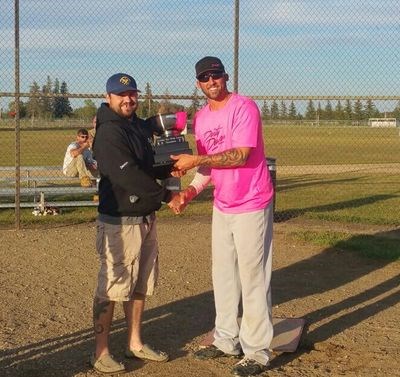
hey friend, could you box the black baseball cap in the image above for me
[106,73,141,94]
[195,56,225,78]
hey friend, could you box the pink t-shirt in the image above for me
[193,93,274,214]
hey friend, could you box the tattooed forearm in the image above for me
[198,148,249,167]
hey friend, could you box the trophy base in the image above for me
[153,149,193,168]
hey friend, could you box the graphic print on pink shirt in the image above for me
[203,126,225,152]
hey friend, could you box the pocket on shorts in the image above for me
[96,221,105,256]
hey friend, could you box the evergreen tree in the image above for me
[288,101,297,120]
[270,100,279,120]
[140,82,158,118]
[53,78,60,93]
[279,101,287,120]
[344,99,353,121]
[61,81,72,116]
[26,81,41,119]
[335,101,344,120]
[305,100,316,120]
[261,100,270,121]
[364,99,380,118]
[324,100,333,120]
[353,99,363,121]
[40,75,53,118]
[54,80,72,118]
[316,102,322,121]
[53,79,62,118]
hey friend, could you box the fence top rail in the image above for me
[2,91,400,101]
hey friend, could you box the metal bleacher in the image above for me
[0,166,97,209]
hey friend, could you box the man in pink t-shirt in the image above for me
[170,56,274,377]
[194,90,273,213]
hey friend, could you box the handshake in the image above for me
[166,153,202,215]
[167,185,197,215]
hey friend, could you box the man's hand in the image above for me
[70,141,91,158]
[170,167,186,178]
[88,162,97,170]
[167,186,197,214]
[170,154,199,171]
[167,192,183,214]
[82,140,91,149]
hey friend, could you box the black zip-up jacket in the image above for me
[93,103,172,217]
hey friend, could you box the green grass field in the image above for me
[264,125,400,165]
[276,172,399,225]
[1,126,399,237]
[1,125,400,166]
[0,126,400,259]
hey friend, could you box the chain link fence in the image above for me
[1,1,400,229]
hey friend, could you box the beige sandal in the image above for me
[90,353,126,374]
[125,344,169,362]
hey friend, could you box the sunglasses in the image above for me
[197,71,224,83]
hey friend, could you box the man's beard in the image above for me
[116,102,137,118]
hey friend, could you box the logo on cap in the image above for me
[106,73,141,94]
[195,56,225,78]
[120,76,131,86]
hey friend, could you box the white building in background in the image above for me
[368,118,399,128]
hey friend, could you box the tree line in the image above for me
[4,78,200,122]
[4,77,400,123]
[261,99,400,121]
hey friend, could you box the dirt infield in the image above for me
[1,217,399,377]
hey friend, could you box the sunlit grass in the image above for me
[292,230,400,260]
[276,173,400,226]
[1,125,400,166]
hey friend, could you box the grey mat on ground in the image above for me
[199,317,306,353]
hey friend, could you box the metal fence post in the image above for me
[14,0,21,230]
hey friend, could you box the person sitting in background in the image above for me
[62,128,98,187]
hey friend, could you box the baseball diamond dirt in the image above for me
[0,216,399,377]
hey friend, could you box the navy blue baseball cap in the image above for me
[106,73,141,94]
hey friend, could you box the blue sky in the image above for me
[1,0,400,106]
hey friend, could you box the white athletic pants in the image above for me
[211,202,274,365]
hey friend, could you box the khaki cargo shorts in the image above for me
[95,219,159,301]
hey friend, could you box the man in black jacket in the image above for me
[90,73,177,374]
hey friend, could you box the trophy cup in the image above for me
[146,111,193,190]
